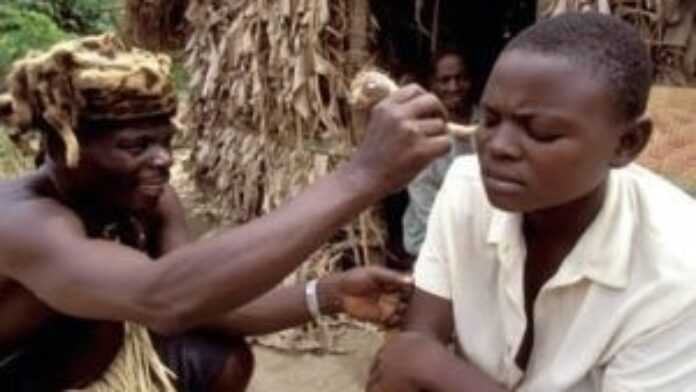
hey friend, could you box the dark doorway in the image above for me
[371,0,537,99]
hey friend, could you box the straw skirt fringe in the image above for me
[68,323,177,392]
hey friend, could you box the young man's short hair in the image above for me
[505,12,653,120]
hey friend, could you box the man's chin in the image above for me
[129,194,162,214]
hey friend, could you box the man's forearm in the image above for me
[200,281,342,337]
[148,163,380,330]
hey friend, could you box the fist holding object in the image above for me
[350,70,477,138]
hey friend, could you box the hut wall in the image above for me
[184,0,382,351]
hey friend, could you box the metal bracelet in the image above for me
[305,279,323,320]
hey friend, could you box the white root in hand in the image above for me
[349,70,477,138]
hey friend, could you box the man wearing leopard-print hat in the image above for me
[0,34,450,391]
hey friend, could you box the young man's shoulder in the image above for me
[614,164,696,282]
[615,163,696,236]
[437,155,489,213]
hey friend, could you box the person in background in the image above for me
[401,49,477,262]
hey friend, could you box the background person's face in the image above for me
[476,50,626,213]
[431,54,471,113]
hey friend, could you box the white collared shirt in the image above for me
[414,156,696,391]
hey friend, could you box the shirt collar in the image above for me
[486,172,633,290]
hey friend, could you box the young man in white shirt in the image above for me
[368,12,696,392]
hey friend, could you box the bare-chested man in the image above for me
[0,34,449,391]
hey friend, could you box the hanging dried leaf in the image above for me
[183,0,381,352]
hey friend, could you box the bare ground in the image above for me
[247,329,383,392]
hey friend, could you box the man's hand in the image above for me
[347,84,450,197]
[367,331,444,392]
[319,266,413,326]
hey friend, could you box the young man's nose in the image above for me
[483,123,523,161]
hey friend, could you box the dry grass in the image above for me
[0,129,31,178]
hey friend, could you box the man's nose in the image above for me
[149,146,174,169]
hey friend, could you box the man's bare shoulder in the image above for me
[0,176,85,270]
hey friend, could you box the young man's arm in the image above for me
[367,289,507,392]
[0,85,449,336]
[601,304,696,391]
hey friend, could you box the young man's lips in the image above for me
[482,170,525,193]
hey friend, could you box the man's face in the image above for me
[431,54,472,113]
[476,50,625,213]
[74,116,175,213]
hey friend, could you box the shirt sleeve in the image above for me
[601,304,696,391]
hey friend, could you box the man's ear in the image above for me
[610,114,652,168]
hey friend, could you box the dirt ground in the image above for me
[247,329,383,392]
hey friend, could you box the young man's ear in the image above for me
[610,114,652,168]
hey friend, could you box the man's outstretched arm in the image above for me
[149,186,414,337]
[1,85,449,335]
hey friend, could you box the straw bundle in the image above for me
[540,0,696,85]
[72,324,176,392]
[184,0,382,351]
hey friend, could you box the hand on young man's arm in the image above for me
[202,266,413,337]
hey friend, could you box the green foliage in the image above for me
[172,62,191,94]
[5,0,121,35]
[0,128,31,178]
[0,0,188,94]
[0,0,124,80]
[0,6,72,77]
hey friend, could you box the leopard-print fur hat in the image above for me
[0,34,177,167]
